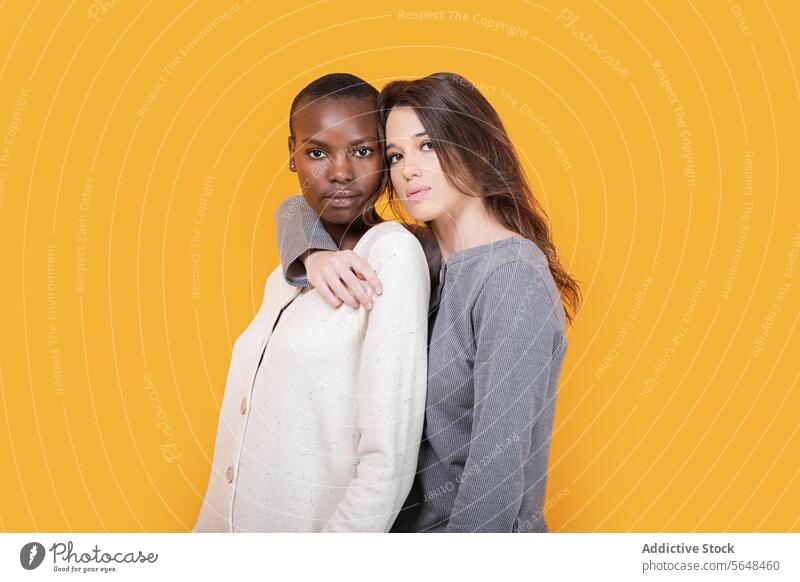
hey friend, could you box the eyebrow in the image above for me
[385,131,428,150]
[300,136,378,147]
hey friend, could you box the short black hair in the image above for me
[289,73,379,135]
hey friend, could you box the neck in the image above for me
[321,218,368,251]
[431,197,519,261]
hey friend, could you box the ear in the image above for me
[287,135,297,172]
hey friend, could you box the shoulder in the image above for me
[357,222,430,291]
[475,240,566,333]
[481,239,556,300]
[360,220,417,243]
[359,221,427,261]
[265,264,286,288]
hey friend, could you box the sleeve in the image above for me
[444,260,563,533]
[275,194,338,287]
[322,230,431,532]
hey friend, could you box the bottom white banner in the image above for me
[1,533,797,581]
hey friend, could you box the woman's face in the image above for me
[384,106,466,223]
[289,97,382,226]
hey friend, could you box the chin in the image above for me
[320,206,363,225]
[403,201,442,223]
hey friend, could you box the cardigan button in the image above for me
[225,465,234,483]
[240,398,247,415]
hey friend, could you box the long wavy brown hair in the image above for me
[376,72,582,325]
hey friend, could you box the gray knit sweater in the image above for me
[275,195,568,532]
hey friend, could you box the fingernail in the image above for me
[367,302,373,310]
[377,287,383,295]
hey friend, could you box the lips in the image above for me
[323,190,361,208]
[406,184,431,201]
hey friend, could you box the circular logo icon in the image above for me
[20,542,46,570]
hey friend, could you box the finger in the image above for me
[327,274,359,308]
[313,278,343,308]
[338,266,373,309]
[346,253,383,295]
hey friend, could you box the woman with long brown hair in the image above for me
[275,72,581,532]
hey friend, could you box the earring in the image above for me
[289,161,296,170]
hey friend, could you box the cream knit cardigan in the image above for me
[193,221,430,532]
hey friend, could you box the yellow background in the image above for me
[0,0,798,532]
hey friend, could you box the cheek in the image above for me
[421,150,444,176]
[296,164,325,194]
[389,166,404,192]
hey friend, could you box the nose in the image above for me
[401,160,421,181]
[328,150,354,184]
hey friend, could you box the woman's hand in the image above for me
[303,250,383,309]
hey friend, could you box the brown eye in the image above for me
[307,149,327,159]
